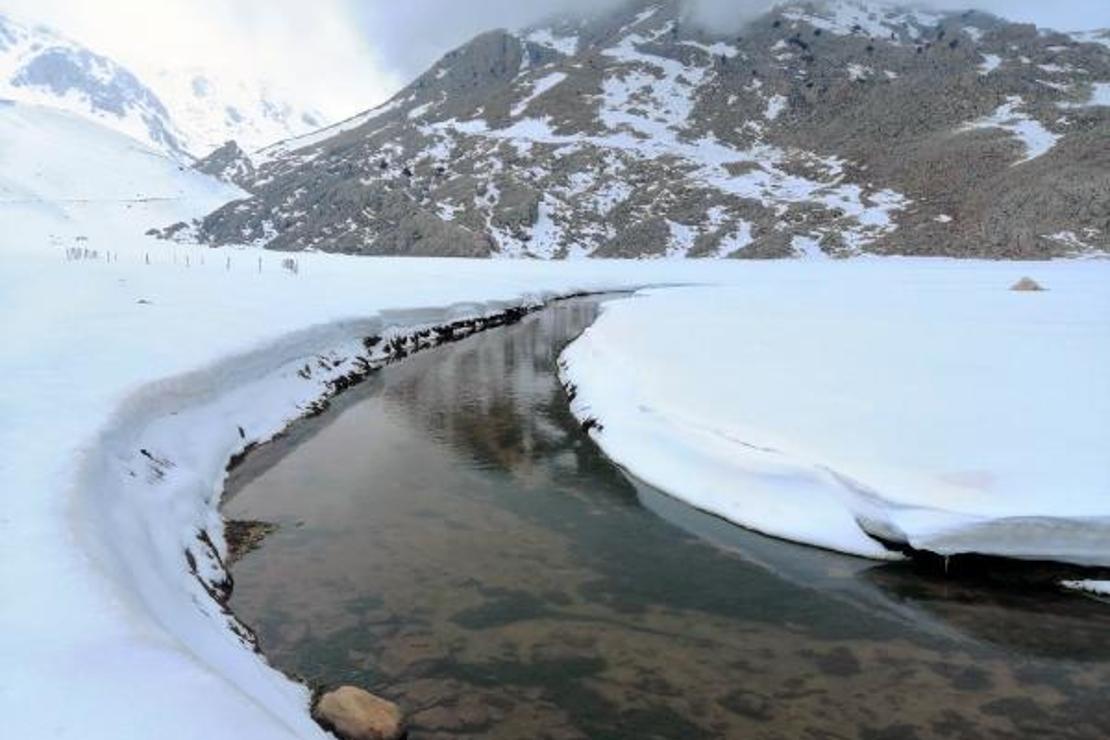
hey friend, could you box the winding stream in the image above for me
[224,297,1110,740]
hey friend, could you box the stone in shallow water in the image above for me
[314,686,406,740]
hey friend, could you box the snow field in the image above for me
[560,262,1110,564]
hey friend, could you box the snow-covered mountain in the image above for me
[195,0,1110,259]
[0,12,328,158]
[0,99,242,253]
[0,12,190,158]
[140,67,327,156]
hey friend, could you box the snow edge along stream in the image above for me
[557,291,1110,578]
[72,291,594,738]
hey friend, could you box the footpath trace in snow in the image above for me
[560,264,1110,567]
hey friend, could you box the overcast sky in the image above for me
[1,0,1107,121]
[0,0,390,119]
[352,1,1110,84]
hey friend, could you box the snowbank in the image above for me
[560,261,1110,565]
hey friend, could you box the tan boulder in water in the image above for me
[314,686,406,740]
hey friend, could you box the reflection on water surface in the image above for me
[225,298,1110,740]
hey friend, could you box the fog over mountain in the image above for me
[357,0,1110,79]
[0,0,386,121]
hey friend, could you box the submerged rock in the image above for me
[314,686,406,740]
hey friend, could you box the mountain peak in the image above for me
[0,12,330,159]
[0,11,190,158]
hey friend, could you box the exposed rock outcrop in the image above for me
[193,140,256,190]
[190,0,1110,259]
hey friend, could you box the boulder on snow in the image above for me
[313,686,406,740]
[1010,276,1046,292]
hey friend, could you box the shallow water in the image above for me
[225,298,1110,740]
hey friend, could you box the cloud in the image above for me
[0,0,392,119]
[353,0,1110,80]
[908,1,1110,31]
[347,0,624,79]
[682,0,780,31]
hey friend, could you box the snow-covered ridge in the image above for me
[411,13,910,258]
[0,11,189,158]
[144,66,328,155]
[255,98,401,165]
[0,11,328,159]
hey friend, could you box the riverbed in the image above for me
[224,297,1110,740]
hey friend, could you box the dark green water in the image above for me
[224,298,1110,740]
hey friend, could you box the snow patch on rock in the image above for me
[526,28,579,56]
[962,96,1060,163]
[979,54,1003,75]
[512,72,567,118]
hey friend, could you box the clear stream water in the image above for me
[224,297,1110,740]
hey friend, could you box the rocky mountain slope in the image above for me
[0,12,326,158]
[194,0,1110,259]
